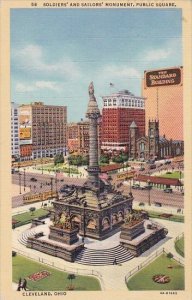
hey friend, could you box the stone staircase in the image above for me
[75,245,134,265]
[18,229,37,246]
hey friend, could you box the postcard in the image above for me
[0,0,191,300]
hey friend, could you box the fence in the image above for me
[174,232,184,257]
[12,247,105,290]
[125,247,184,285]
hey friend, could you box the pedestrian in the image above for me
[21,278,27,291]
[17,277,22,291]
[113,258,117,265]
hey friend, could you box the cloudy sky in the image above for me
[11,8,182,121]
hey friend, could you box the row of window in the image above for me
[103,98,144,108]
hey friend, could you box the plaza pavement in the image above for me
[12,217,184,291]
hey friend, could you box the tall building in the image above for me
[67,119,101,155]
[143,66,183,140]
[11,102,20,159]
[19,102,67,159]
[101,90,145,153]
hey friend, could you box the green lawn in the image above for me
[13,255,101,291]
[37,164,79,174]
[159,171,183,179]
[127,254,184,290]
[148,211,184,223]
[13,209,50,226]
[175,236,184,257]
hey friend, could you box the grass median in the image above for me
[13,255,101,291]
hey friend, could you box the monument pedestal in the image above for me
[49,226,79,245]
[120,220,145,241]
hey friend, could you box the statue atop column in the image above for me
[88,81,95,97]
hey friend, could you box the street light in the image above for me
[19,172,21,194]
[23,168,26,192]
[50,177,53,198]
[147,179,151,206]
[41,158,44,175]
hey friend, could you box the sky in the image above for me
[11,8,182,121]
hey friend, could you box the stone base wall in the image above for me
[49,226,79,245]
[120,228,166,257]
[27,237,84,262]
[120,220,145,241]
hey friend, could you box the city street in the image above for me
[12,172,86,208]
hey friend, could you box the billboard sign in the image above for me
[19,127,31,139]
[145,67,182,88]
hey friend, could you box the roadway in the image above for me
[12,169,183,209]
[12,172,86,208]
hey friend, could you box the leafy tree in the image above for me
[67,273,76,290]
[167,252,174,259]
[54,153,64,165]
[29,207,36,216]
[100,154,110,164]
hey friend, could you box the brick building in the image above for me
[67,119,101,155]
[19,102,67,160]
[101,90,145,153]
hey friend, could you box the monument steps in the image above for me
[18,230,37,246]
[75,245,134,265]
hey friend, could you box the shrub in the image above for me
[167,252,174,259]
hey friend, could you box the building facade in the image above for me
[143,66,183,140]
[67,119,101,155]
[11,102,20,159]
[129,120,184,160]
[101,90,145,153]
[19,102,67,160]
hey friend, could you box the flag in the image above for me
[110,83,114,87]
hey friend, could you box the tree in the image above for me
[167,252,174,259]
[67,273,76,290]
[100,154,110,164]
[54,153,64,165]
[29,207,36,216]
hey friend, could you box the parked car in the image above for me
[132,184,140,189]
[30,177,37,182]
[149,164,156,169]
[139,167,145,171]
[142,185,152,190]
[154,202,162,207]
[164,188,173,193]
[139,202,145,206]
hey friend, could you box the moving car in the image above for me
[30,177,37,182]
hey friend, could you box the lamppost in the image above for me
[129,177,132,193]
[147,179,151,206]
[41,158,44,175]
[23,168,26,192]
[19,172,21,194]
[82,200,87,243]
[55,173,58,197]
[50,177,53,197]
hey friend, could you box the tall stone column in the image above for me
[85,82,101,189]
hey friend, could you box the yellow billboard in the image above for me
[19,127,31,139]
